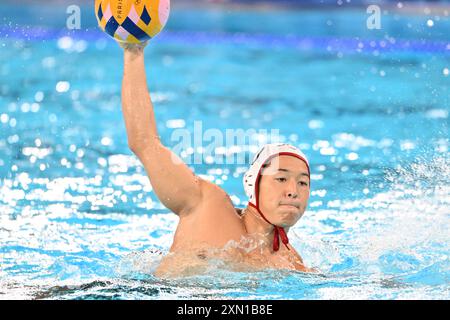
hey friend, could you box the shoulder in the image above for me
[198,178,231,201]
[181,179,237,215]
[200,182,245,218]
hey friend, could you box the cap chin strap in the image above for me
[248,202,290,252]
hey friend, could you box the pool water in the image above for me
[0,2,449,299]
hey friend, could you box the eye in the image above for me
[298,181,309,187]
[275,177,287,182]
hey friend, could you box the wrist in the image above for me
[121,40,148,51]
[124,46,145,62]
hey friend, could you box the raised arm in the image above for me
[121,45,202,216]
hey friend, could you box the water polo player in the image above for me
[121,46,315,276]
[98,0,315,276]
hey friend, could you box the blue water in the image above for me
[0,2,449,299]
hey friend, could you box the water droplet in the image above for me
[56,81,70,93]
[34,91,44,102]
[347,153,359,161]
[101,137,112,146]
[57,36,73,50]
[443,68,449,77]
[0,113,9,123]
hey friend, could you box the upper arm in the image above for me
[132,140,203,216]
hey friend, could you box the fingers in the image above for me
[119,41,149,52]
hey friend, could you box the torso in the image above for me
[154,180,310,278]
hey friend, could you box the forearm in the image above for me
[121,47,159,150]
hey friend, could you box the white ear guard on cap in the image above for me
[243,143,310,207]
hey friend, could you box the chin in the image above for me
[277,210,301,227]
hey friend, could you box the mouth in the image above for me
[279,203,300,210]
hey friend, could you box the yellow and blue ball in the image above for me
[95,0,170,44]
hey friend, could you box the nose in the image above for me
[286,179,298,198]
